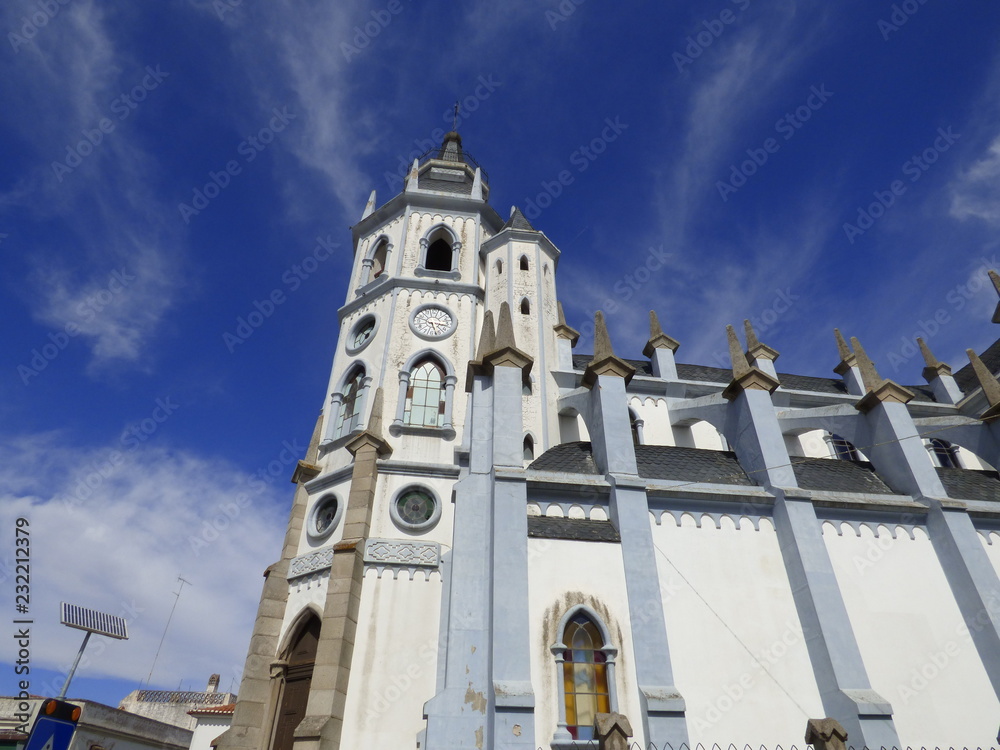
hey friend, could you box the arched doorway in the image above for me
[271,615,321,750]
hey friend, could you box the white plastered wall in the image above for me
[340,568,443,749]
[823,522,1000,746]
[652,514,824,745]
[527,538,644,749]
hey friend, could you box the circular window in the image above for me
[409,304,456,341]
[390,486,442,532]
[308,494,342,540]
[346,315,378,354]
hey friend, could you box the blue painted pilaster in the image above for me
[423,375,493,750]
[722,387,796,489]
[490,364,535,748]
[854,400,946,498]
[928,504,1000,700]
[587,373,688,747]
[774,493,900,748]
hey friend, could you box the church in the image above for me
[215,131,1000,750]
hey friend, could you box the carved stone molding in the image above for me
[288,547,334,579]
[364,538,440,568]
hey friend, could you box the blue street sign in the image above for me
[24,710,78,750]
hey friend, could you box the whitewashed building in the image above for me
[216,132,1000,750]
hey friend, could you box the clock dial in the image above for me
[413,306,455,339]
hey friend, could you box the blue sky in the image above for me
[2,0,1000,707]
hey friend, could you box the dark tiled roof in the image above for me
[937,467,1000,503]
[529,442,754,486]
[635,444,754,485]
[527,516,620,542]
[417,176,472,195]
[792,457,895,495]
[572,354,936,400]
[502,207,536,231]
[529,441,600,474]
[954,338,1000,394]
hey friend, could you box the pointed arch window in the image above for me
[552,609,617,743]
[523,435,534,462]
[520,298,530,315]
[417,226,461,280]
[371,240,389,278]
[426,239,452,272]
[391,352,457,439]
[519,255,530,271]
[321,365,371,446]
[830,433,860,461]
[929,438,962,469]
[404,360,446,427]
[336,368,365,438]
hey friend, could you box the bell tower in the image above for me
[218,131,567,750]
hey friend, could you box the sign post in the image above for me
[57,603,129,699]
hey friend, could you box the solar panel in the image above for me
[60,603,129,640]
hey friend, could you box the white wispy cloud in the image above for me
[1,1,182,372]
[0,430,289,688]
[950,134,1000,226]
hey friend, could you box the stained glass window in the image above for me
[562,613,610,740]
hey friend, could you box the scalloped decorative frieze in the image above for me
[526,502,610,521]
[819,519,926,540]
[976,528,1000,545]
[652,509,772,531]
[288,547,335,579]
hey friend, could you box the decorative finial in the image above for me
[361,189,376,220]
[476,310,496,361]
[849,337,882,393]
[554,301,581,345]
[722,324,780,399]
[743,319,760,350]
[967,349,1000,413]
[452,101,460,131]
[494,302,517,351]
[583,311,635,387]
[834,328,853,362]
[990,270,1000,324]
[593,311,615,361]
[851,336,914,411]
[727,325,751,379]
[642,310,680,357]
[367,387,385,438]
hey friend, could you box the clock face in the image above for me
[412,306,455,339]
[353,320,375,348]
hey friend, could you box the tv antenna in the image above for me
[144,576,191,687]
